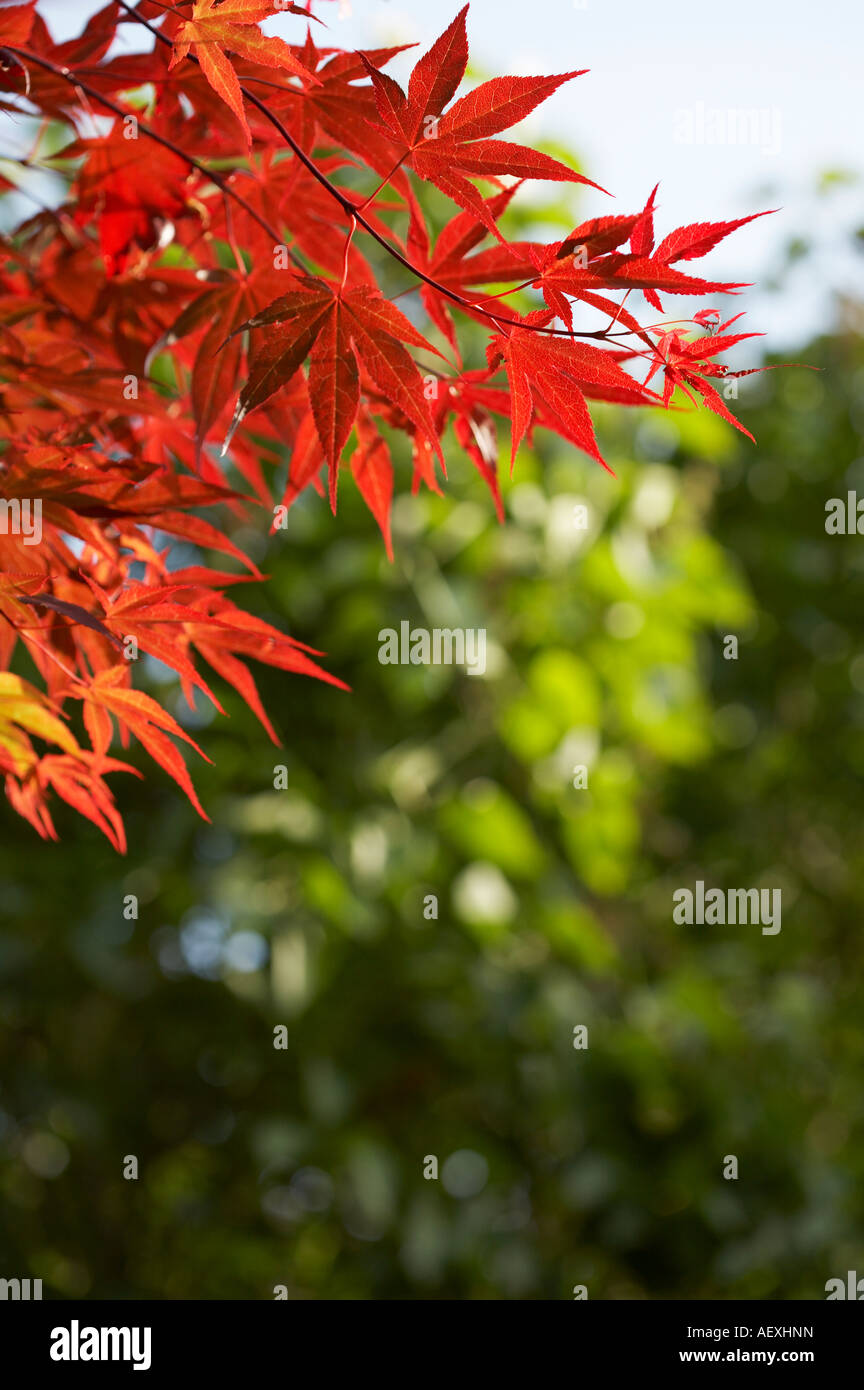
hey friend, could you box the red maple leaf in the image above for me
[361,7,601,238]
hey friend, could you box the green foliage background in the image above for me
[1,179,862,1299]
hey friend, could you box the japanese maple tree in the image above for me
[0,0,772,849]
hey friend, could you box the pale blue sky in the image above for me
[20,1,864,346]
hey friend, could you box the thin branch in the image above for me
[0,45,285,249]
[110,0,639,344]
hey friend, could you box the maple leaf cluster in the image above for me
[0,0,771,849]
